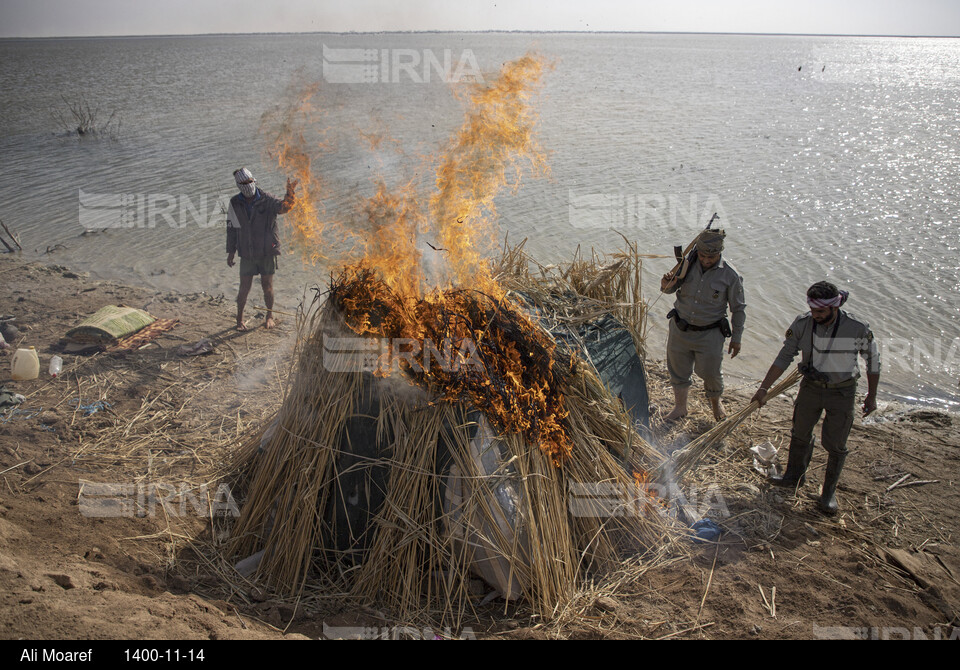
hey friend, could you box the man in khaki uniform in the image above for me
[752,281,880,515]
[660,230,746,422]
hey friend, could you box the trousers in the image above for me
[666,317,725,398]
[791,380,857,456]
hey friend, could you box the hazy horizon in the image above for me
[4,29,960,41]
[2,0,959,39]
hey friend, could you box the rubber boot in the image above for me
[818,453,846,515]
[771,437,814,488]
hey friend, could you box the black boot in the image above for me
[771,437,814,488]
[818,453,846,515]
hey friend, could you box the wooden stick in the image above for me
[655,621,716,640]
[251,305,298,318]
[758,583,771,614]
[771,586,777,618]
[0,461,30,476]
[697,544,720,624]
[873,472,908,481]
[0,220,22,251]
[892,479,939,490]
[886,474,911,492]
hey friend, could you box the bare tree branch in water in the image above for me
[53,93,122,140]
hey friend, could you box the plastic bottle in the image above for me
[11,347,40,380]
[49,355,63,378]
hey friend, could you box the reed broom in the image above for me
[668,368,803,481]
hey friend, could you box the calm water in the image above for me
[1,33,958,407]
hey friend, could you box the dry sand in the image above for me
[1,253,957,639]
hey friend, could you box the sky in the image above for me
[1,0,959,38]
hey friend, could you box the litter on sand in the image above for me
[750,441,781,478]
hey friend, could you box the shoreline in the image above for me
[8,250,958,414]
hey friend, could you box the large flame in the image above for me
[264,82,339,265]
[267,53,549,294]
[429,54,550,294]
[268,54,573,464]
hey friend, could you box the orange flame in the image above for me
[632,470,668,514]
[266,53,549,295]
[430,54,550,293]
[329,269,573,466]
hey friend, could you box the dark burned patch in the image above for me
[899,410,952,428]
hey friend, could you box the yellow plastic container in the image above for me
[11,347,40,380]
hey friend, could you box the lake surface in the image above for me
[1,32,958,407]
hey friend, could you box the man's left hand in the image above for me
[863,394,877,417]
[286,178,299,193]
[728,341,741,358]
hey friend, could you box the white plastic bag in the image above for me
[749,441,780,477]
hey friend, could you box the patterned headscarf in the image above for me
[234,168,257,198]
[808,291,849,309]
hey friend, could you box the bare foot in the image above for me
[236,320,249,332]
[663,407,688,423]
[265,317,276,330]
[710,399,726,422]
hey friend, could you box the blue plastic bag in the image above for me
[691,518,722,544]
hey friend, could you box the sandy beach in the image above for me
[1,252,957,639]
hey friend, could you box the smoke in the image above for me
[231,327,299,393]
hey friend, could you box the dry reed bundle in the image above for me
[226,246,680,625]
[667,368,803,481]
[493,236,660,359]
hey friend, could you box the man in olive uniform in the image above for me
[660,230,746,422]
[226,168,298,331]
[752,281,880,515]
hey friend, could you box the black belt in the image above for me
[803,377,858,389]
[667,309,732,337]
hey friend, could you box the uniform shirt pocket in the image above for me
[708,279,727,304]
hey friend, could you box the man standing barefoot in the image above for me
[660,230,746,422]
[226,168,297,331]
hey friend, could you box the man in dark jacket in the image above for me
[226,168,298,330]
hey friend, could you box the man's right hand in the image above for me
[227,253,235,267]
[751,388,768,407]
[660,272,678,292]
